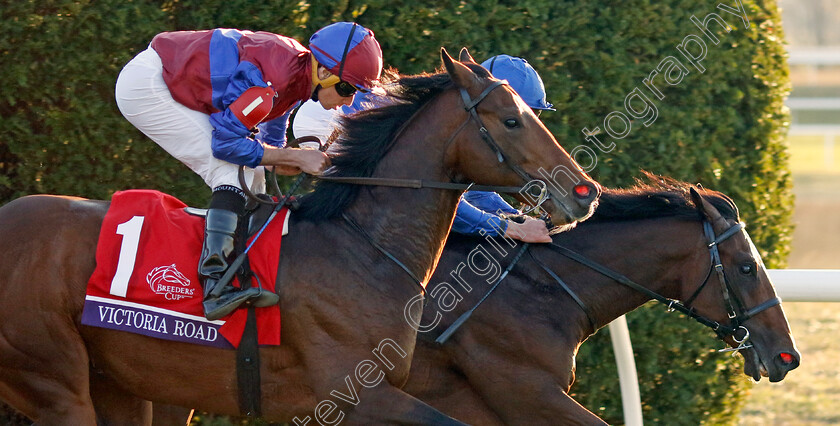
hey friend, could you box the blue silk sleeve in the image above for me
[257,105,297,148]
[208,61,270,168]
[452,196,508,236]
[462,191,520,215]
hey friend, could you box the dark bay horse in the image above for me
[138,178,800,425]
[0,49,600,424]
[400,178,800,425]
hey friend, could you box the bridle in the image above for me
[546,219,780,350]
[455,80,551,213]
[436,217,782,352]
[316,78,552,213]
[680,220,781,351]
[340,78,551,297]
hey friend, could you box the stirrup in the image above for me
[203,286,280,321]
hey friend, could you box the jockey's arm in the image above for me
[452,196,509,237]
[208,63,329,175]
[454,192,551,243]
[462,191,519,215]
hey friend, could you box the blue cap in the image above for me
[481,55,554,111]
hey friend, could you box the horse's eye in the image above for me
[739,263,755,276]
[504,118,519,128]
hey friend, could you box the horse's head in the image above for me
[440,48,600,227]
[686,187,800,382]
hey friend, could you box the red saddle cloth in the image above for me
[83,190,286,348]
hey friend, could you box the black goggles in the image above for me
[335,80,358,97]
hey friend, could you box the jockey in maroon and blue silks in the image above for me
[116,22,382,320]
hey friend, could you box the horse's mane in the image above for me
[295,70,456,221]
[587,172,740,223]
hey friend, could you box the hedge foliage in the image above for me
[0,0,791,424]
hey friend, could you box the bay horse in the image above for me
[0,49,599,424]
[132,177,800,425]
[399,177,800,425]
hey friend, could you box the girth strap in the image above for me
[236,307,261,417]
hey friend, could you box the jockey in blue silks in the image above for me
[292,54,554,243]
[116,22,383,320]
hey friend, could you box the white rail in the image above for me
[787,98,840,110]
[610,269,840,425]
[787,48,840,66]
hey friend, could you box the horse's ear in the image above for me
[689,187,722,222]
[441,47,478,89]
[458,47,477,64]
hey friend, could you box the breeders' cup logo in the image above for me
[147,264,195,301]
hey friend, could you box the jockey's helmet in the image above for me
[309,22,383,93]
[481,55,554,111]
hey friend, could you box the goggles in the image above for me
[335,80,358,97]
[317,75,363,98]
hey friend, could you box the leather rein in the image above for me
[436,218,781,352]
[317,79,550,208]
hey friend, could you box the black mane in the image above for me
[587,173,740,223]
[295,71,454,221]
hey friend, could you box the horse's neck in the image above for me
[558,218,707,334]
[344,93,465,282]
[421,218,707,345]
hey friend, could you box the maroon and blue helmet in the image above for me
[309,22,383,91]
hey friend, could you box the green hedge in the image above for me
[0,0,791,424]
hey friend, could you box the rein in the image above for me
[435,243,530,344]
[544,219,780,349]
[341,213,427,295]
[433,219,781,352]
[316,176,525,194]
[313,79,550,211]
[338,78,534,302]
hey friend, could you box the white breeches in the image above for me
[114,47,265,192]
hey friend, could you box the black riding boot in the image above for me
[199,187,278,320]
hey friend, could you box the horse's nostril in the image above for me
[779,352,795,365]
[573,184,592,200]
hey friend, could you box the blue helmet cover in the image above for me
[481,54,554,111]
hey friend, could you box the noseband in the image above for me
[681,221,781,351]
